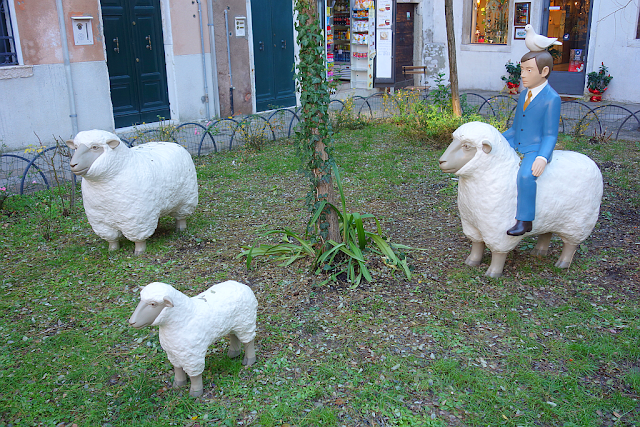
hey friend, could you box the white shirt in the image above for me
[525,80,548,103]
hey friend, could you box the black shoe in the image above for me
[507,220,532,236]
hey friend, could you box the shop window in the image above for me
[0,0,18,66]
[470,0,510,44]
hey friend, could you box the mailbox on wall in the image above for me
[71,16,94,46]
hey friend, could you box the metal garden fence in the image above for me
[1,91,638,196]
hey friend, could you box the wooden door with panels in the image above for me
[102,0,170,128]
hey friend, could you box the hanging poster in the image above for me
[377,0,392,28]
[376,29,392,79]
[514,2,531,26]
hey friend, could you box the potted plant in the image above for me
[586,62,613,102]
[501,61,521,94]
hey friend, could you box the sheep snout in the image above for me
[439,140,476,173]
[128,300,166,328]
[68,144,105,176]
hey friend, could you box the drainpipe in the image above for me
[196,0,210,118]
[224,9,234,116]
[55,0,78,136]
[206,0,221,117]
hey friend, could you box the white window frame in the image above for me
[462,0,513,52]
[1,0,23,66]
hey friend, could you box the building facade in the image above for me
[0,0,638,151]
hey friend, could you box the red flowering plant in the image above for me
[587,62,613,93]
[501,61,521,88]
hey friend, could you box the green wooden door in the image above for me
[102,0,170,128]
[251,0,296,112]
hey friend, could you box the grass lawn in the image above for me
[1,122,639,426]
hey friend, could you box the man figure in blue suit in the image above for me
[503,50,561,236]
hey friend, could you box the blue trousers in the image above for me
[516,152,539,221]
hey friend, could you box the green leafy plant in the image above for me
[239,165,415,287]
[500,60,521,86]
[587,62,613,92]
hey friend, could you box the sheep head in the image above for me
[128,282,176,329]
[66,130,121,177]
[439,122,516,177]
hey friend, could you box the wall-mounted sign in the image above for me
[514,2,531,26]
[71,16,94,46]
[235,16,246,37]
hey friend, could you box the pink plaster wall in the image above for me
[170,0,210,55]
[13,0,104,65]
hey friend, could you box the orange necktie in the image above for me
[523,90,532,112]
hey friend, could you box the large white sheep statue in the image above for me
[128,281,258,397]
[66,130,198,255]
[438,121,603,278]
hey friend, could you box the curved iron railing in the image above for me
[2,91,638,195]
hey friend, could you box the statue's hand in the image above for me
[532,158,547,177]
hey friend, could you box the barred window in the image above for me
[1,0,18,66]
[471,0,510,44]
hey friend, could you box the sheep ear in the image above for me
[481,140,492,154]
[163,297,174,308]
[106,138,120,149]
[65,139,76,150]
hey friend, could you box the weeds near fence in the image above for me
[331,97,368,131]
[130,117,178,145]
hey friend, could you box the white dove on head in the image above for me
[524,24,563,52]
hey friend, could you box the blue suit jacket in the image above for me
[503,84,561,162]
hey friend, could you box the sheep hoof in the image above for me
[134,241,147,255]
[531,249,549,257]
[555,260,571,269]
[227,349,242,358]
[173,379,188,387]
[465,257,482,267]
[108,241,119,251]
[176,219,187,232]
[242,356,256,366]
[189,388,203,398]
[484,269,503,278]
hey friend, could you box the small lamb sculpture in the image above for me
[438,121,603,278]
[128,281,258,397]
[66,130,198,255]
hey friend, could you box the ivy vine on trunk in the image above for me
[294,0,341,245]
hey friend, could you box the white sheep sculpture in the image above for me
[66,130,198,255]
[128,281,258,397]
[438,121,603,278]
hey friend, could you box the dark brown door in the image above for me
[394,3,414,87]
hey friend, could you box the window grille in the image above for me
[0,0,18,66]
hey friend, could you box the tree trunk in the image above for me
[312,131,341,244]
[445,0,462,117]
[297,0,341,244]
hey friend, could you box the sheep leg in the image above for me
[108,240,119,251]
[465,241,485,266]
[555,242,578,269]
[485,252,508,278]
[227,334,242,358]
[173,366,188,387]
[531,233,552,256]
[189,374,204,398]
[134,241,146,255]
[176,218,187,232]
[242,340,256,366]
